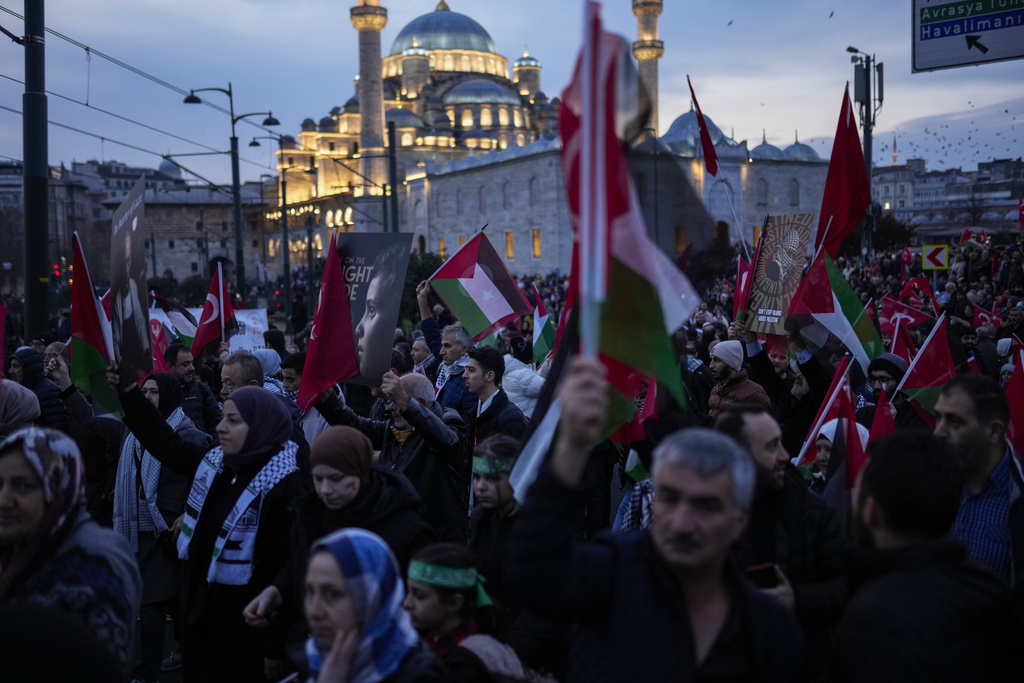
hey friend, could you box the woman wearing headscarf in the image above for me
[50,358,210,683]
[0,378,41,436]
[114,373,307,683]
[0,427,142,672]
[297,528,445,682]
[254,348,287,397]
[243,426,435,638]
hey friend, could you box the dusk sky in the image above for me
[1,0,1021,185]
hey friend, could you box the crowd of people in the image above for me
[1,234,1023,682]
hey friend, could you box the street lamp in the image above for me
[846,46,884,259]
[184,83,279,302]
[250,135,292,323]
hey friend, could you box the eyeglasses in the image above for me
[868,375,893,386]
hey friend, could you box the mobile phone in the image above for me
[745,563,780,589]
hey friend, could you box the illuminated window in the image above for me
[498,107,509,126]
[499,135,508,149]
[532,229,541,258]
[480,108,492,127]
[459,234,466,247]
[326,211,335,227]
[461,55,471,71]
[444,54,454,70]
[516,133,525,147]
[505,232,514,259]
[402,133,413,146]
[476,56,484,71]
[513,110,522,128]
[461,109,474,128]
[439,236,446,259]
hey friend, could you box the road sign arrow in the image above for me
[925,247,946,268]
[965,35,989,54]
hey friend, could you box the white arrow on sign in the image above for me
[925,247,947,269]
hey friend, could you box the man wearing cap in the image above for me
[855,352,930,432]
[707,339,770,421]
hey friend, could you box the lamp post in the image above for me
[250,136,291,324]
[184,83,279,303]
[846,46,883,260]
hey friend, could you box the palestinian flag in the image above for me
[531,283,555,363]
[152,289,198,347]
[70,233,121,418]
[895,313,956,412]
[428,231,532,342]
[788,251,883,373]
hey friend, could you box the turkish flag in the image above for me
[190,263,237,359]
[879,296,933,335]
[868,388,896,445]
[898,276,940,315]
[687,76,718,177]
[296,229,359,411]
[973,304,1002,330]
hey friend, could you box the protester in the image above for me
[411,337,440,384]
[242,426,435,637]
[934,374,1024,587]
[404,543,547,683]
[297,528,446,682]
[253,348,287,397]
[416,281,477,422]
[464,346,529,453]
[706,339,770,419]
[165,342,221,436]
[505,358,806,681]
[115,376,307,683]
[855,353,931,431]
[0,378,41,436]
[317,370,469,542]
[501,336,545,419]
[828,431,1014,682]
[281,351,331,446]
[0,427,142,671]
[715,404,847,676]
[9,347,71,433]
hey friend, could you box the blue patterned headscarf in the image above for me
[306,528,420,683]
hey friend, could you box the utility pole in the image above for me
[848,46,883,260]
[23,0,49,336]
[387,121,399,233]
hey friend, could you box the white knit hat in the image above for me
[711,340,744,372]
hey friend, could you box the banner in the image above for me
[170,307,269,353]
[746,213,814,335]
[336,233,412,386]
[109,176,152,390]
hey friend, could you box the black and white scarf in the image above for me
[434,353,469,396]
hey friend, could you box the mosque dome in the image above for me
[300,118,317,132]
[390,2,500,57]
[514,49,540,68]
[662,110,726,148]
[319,116,337,132]
[750,132,784,160]
[158,158,182,179]
[385,108,426,129]
[442,79,522,106]
[783,134,820,161]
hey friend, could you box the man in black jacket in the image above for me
[505,358,806,682]
[316,370,469,542]
[463,346,529,455]
[715,403,847,676]
[828,431,1014,682]
[165,343,221,436]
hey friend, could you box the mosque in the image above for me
[264,0,829,277]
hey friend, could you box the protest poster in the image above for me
[109,176,152,390]
[336,233,412,386]
[177,307,268,353]
[745,212,814,335]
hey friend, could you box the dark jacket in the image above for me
[180,379,222,435]
[828,538,1014,682]
[505,463,807,682]
[278,466,436,605]
[421,316,477,423]
[467,389,529,453]
[732,466,848,674]
[317,392,469,542]
[119,385,307,681]
[708,368,771,420]
[13,347,71,433]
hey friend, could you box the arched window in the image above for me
[461,55,471,71]
[529,177,540,208]
[502,181,511,210]
[480,107,493,127]
[418,235,426,253]
[461,109,474,128]
[513,110,522,128]
[498,107,509,126]
[478,186,487,213]
[516,133,525,147]
[401,133,413,146]
[756,178,768,206]
[457,189,465,215]
[444,54,454,71]
[788,178,800,206]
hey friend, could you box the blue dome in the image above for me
[750,133,783,160]
[385,108,425,128]
[442,79,521,106]
[783,142,820,162]
[158,158,182,178]
[389,5,499,57]
[661,110,726,147]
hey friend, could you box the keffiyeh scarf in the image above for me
[434,353,469,396]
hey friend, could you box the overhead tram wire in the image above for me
[0,102,259,194]
[0,5,278,137]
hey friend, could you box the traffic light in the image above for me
[53,262,60,281]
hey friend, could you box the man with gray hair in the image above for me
[506,358,806,681]
[417,280,478,422]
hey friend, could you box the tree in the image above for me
[839,213,913,259]
[399,250,443,332]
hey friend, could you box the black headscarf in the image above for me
[146,372,184,419]
[223,386,293,467]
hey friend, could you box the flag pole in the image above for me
[895,313,945,393]
[579,1,604,359]
[793,359,851,466]
[218,262,225,343]
[811,216,834,265]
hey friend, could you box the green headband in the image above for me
[472,456,515,476]
[407,559,492,608]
